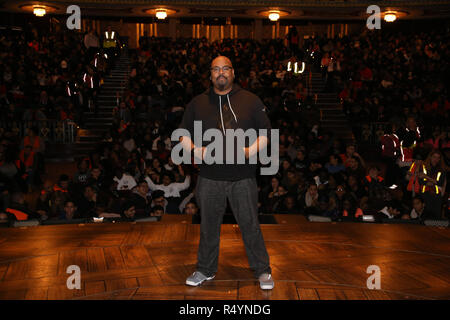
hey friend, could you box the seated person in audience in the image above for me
[151,205,165,217]
[261,176,281,212]
[317,193,338,217]
[15,145,37,191]
[363,165,385,198]
[389,187,410,216]
[282,169,301,195]
[150,190,168,213]
[60,200,79,221]
[35,179,54,220]
[87,165,104,190]
[340,143,366,168]
[329,184,347,214]
[305,161,323,181]
[149,158,165,175]
[269,185,288,213]
[182,200,199,215]
[345,157,365,183]
[97,178,121,207]
[277,195,301,214]
[75,185,99,219]
[113,167,137,191]
[121,202,137,221]
[49,192,68,220]
[153,140,170,163]
[53,174,72,197]
[346,174,367,200]
[73,158,91,186]
[293,150,309,171]
[404,196,432,220]
[130,179,152,217]
[5,192,40,222]
[178,189,195,214]
[325,154,346,174]
[299,182,320,215]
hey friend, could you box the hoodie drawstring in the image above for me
[219,95,225,135]
[227,94,237,123]
[219,94,238,135]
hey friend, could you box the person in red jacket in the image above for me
[363,166,385,200]
[5,192,40,223]
[15,145,36,192]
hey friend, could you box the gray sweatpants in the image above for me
[195,176,271,278]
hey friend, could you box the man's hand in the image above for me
[243,147,250,159]
[193,146,207,161]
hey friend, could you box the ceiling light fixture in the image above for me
[384,12,397,22]
[156,9,167,20]
[33,7,46,17]
[268,11,280,22]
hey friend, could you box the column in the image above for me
[254,19,262,42]
[136,23,139,47]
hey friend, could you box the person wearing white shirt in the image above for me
[113,169,137,191]
[377,205,401,220]
[145,166,190,198]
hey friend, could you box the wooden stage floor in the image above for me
[0,215,449,300]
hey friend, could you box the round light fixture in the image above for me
[33,6,46,17]
[156,9,167,20]
[268,11,280,21]
[384,12,397,22]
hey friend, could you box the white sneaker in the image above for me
[186,271,215,286]
[259,273,274,290]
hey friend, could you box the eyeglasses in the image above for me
[210,66,233,73]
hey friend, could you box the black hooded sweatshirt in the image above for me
[179,83,272,181]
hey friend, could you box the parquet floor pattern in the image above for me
[0,215,449,300]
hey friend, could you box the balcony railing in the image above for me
[0,119,77,144]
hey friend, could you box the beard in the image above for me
[216,82,226,91]
[215,75,231,91]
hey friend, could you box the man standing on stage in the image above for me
[178,56,274,290]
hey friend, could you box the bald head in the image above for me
[211,56,233,69]
[210,55,235,94]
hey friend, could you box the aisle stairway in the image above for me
[308,72,354,143]
[75,53,130,156]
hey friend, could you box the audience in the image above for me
[0,22,449,227]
